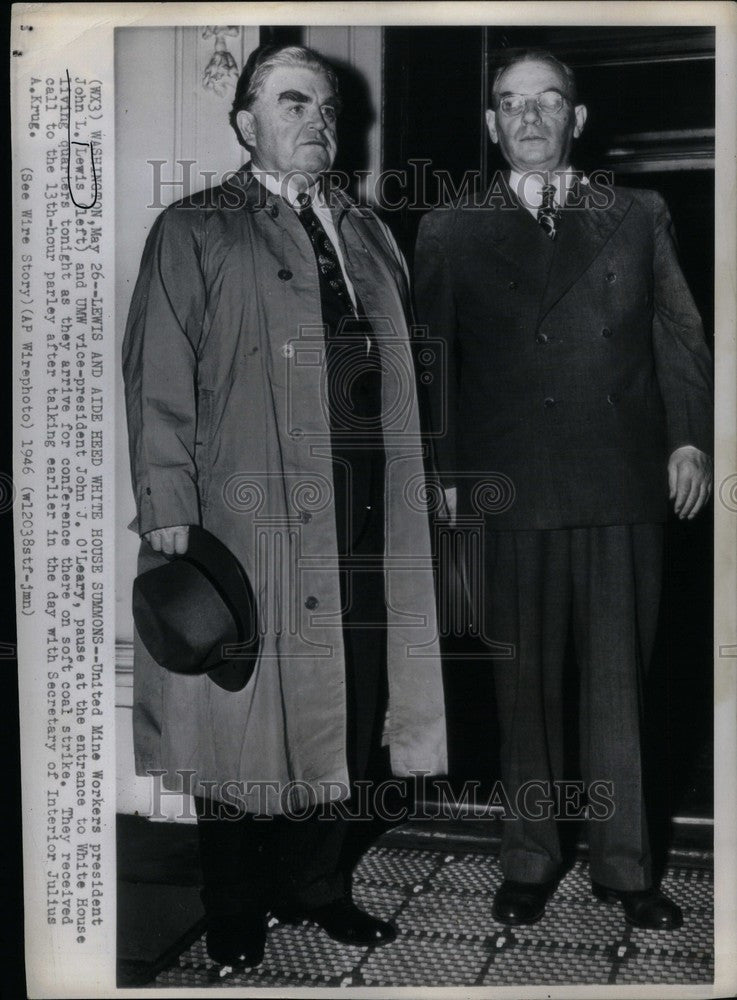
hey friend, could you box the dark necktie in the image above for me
[537,183,561,240]
[295,191,355,316]
[293,189,384,555]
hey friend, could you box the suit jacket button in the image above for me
[606,272,617,283]
[544,397,556,408]
[536,333,548,344]
[508,281,518,290]
[607,393,618,405]
[305,595,319,610]
[278,268,293,281]
[601,327,612,338]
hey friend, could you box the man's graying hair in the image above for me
[490,49,578,107]
[229,44,340,139]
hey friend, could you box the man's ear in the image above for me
[236,109,256,147]
[485,108,499,144]
[573,104,587,139]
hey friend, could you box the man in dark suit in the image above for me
[414,49,713,930]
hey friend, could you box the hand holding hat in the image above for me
[133,525,260,692]
[144,524,190,555]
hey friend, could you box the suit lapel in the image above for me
[484,203,552,273]
[538,183,634,322]
[481,174,550,272]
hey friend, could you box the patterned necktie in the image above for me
[537,183,561,240]
[295,191,355,316]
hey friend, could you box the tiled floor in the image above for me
[154,845,713,988]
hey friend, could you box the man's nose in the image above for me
[307,108,329,131]
[521,99,541,124]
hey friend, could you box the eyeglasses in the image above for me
[497,90,568,117]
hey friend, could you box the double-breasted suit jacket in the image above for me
[415,181,713,528]
[415,176,713,890]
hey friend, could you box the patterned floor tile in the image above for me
[659,868,713,914]
[354,845,441,887]
[352,882,407,922]
[616,954,714,984]
[361,934,489,985]
[259,923,366,977]
[483,942,613,984]
[397,890,494,937]
[555,859,596,899]
[628,918,714,958]
[429,852,503,894]
[510,898,627,948]
[154,841,714,989]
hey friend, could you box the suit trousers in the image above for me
[485,523,663,891]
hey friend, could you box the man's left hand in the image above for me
[668,445,713,519]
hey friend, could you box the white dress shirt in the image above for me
[509,167,586,218]
[254,169,358,309]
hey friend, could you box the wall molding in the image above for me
[173,25,259,191]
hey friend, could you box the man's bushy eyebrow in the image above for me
[278,90,310,103]
[277,89,340,111]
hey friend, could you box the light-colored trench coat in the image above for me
[122,168,447,813]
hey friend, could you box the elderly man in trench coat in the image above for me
[122,44,446,966]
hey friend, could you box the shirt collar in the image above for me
[508,167,587,209]
[251,167,323,209]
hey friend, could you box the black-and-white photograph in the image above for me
[111,20,718,990]
[15,4,737,995]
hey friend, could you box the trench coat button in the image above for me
[607,393,619,405]
[299,511,312,524]
[601,326,613,338]
[305,595,319,610]
[606,272,617,283]
[508,280,518,290]
[281,343,295,358]
[543,397,556,408]
[278,268,293,281]
[269,203,279,218]
[145,487,151,495]
[536,333,548,344]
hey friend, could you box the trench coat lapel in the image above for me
[538,182,634,322]
[329,188,410,324]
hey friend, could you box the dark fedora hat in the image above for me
[132,526,260,692]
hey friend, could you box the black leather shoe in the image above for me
[492,879,555,926]
[306,897,397,946]
[592,882,683,930]
[205,912,267,967]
